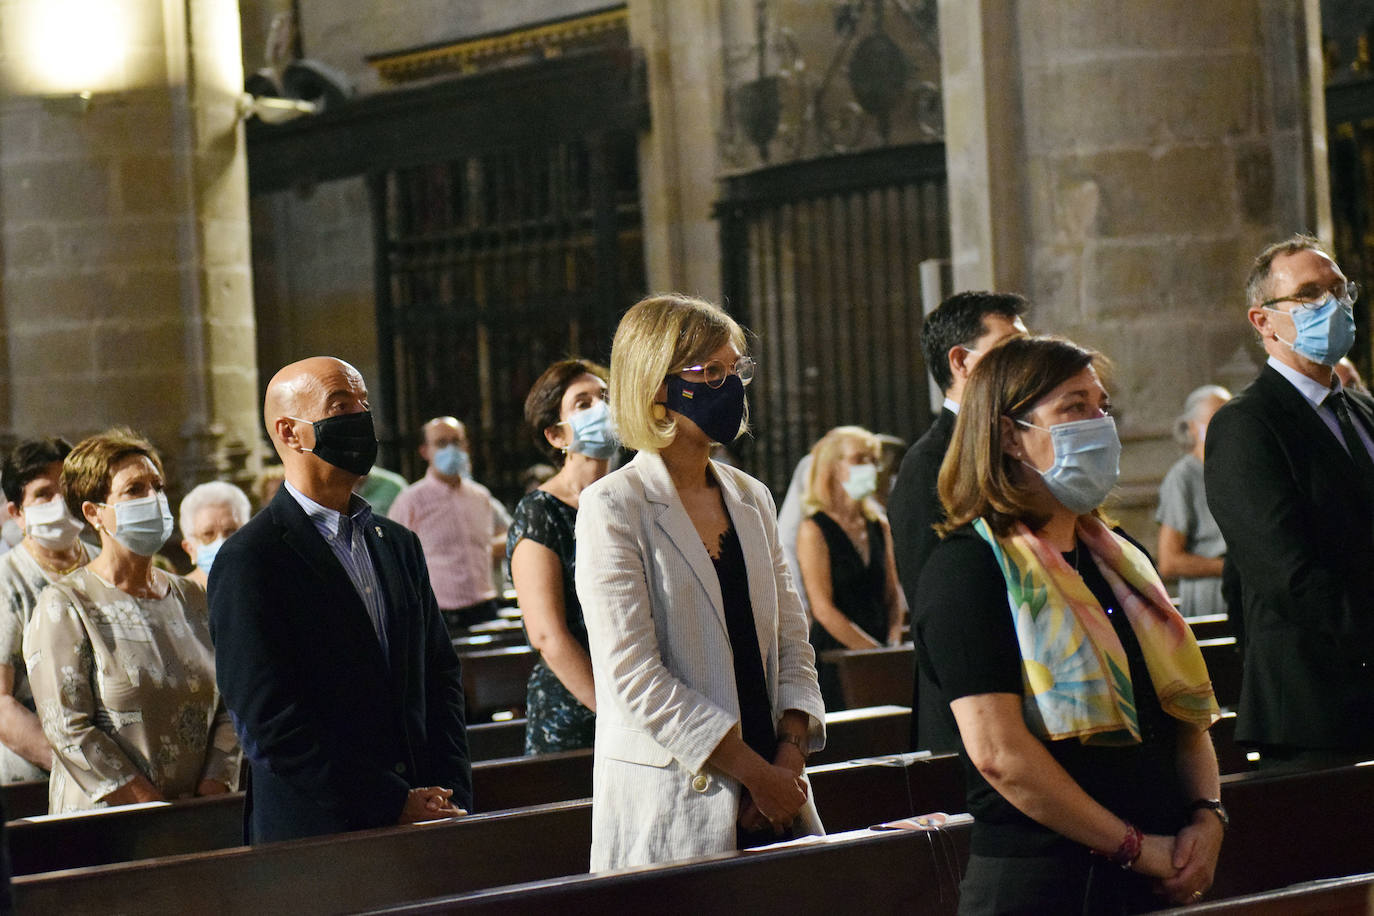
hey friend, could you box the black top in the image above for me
[888,407,960,753]
[915,528,1188,857]
[806,512,890,651]
[711,525,775,762]
[507,490,588,651]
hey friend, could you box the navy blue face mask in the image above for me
[664,374,746,445]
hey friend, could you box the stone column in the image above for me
[937,0,1329,535]
[628,0,727,300]
[0,0,261,493]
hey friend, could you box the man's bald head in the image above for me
[264,357,369,457]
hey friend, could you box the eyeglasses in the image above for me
[1261,280,1359,312]
[675,356,756,388]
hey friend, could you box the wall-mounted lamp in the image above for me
[2,0,131,97]
[237,93,319,125]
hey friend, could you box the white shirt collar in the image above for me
[1267,355,1339,409]
[943,397,960,416]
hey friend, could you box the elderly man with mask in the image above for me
[389,417,507,635]
[209,357,471,842]
[1206,235,1374,770]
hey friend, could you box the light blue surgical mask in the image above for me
[101,491,173,557]
[563,400,618,460]
[841,462,879,502]
[193,537,226,574]
[1017,415,1121,514]
[433,444,470,479]
[1264,297,1357,367]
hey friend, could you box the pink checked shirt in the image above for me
[388,470,503,610]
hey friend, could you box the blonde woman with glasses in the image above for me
[575,293,825,870]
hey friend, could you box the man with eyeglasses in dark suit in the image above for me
[1206,235,1374,771]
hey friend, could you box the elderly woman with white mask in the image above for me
[179,481,251,589]
[24,428,239,813]
[0,437,92,782]
[1155,385,1232,618]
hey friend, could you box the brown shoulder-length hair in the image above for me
[935,335,1109,537]
[523,358,609,460]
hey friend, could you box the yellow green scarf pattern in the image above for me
[972,516,1220,745]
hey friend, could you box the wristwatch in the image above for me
[1188,798,1229,830]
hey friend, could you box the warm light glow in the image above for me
[6,1,130,95]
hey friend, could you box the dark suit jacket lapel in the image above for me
[1258,366,1354,466]
[270,488,391,674]
[1259,365,1374,502]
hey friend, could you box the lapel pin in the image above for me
[375,526,383,537]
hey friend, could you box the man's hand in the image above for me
[195,779,231,797]
[398,786,466,824]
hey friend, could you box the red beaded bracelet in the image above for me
[1094,822,1143,869]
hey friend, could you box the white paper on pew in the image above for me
[742,828,878,854]
[742,815,974,855]
[804,750,933,775]
[822,704,910,723]
[15,800,171,823]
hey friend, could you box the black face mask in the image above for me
[664,374,746,444]
[297,410,378,477]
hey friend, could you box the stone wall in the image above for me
[940,0,1328,542]
[250,178,377,419]
[0,0,261,494]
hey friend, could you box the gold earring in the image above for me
[652,403,667,421]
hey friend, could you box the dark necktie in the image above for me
[1327,391,1374,482]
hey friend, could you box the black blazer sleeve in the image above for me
[1204,387,1359,636]
[408,540,472,810]
[889,411,954,608]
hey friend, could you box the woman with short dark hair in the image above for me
[916,336,1223,912]
[24,428,240,813]
[506,358,612,754]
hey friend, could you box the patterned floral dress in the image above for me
[506,490,595,754]
[23,568,240,813]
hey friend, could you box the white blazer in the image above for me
[575,450,827,871]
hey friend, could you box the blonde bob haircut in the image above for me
[802,425,882,521]
[936,335,1110,538]
[609,293,749,453]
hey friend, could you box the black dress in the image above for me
[806,511,890,710]
[506,490,595,754]
[916,528,1189,915]
[709,524,790,849]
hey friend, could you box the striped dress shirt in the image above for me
[283,480,389,658]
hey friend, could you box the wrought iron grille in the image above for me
[716,142,949,494]
[1327,78,1374,377]
[370,133,644,503]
